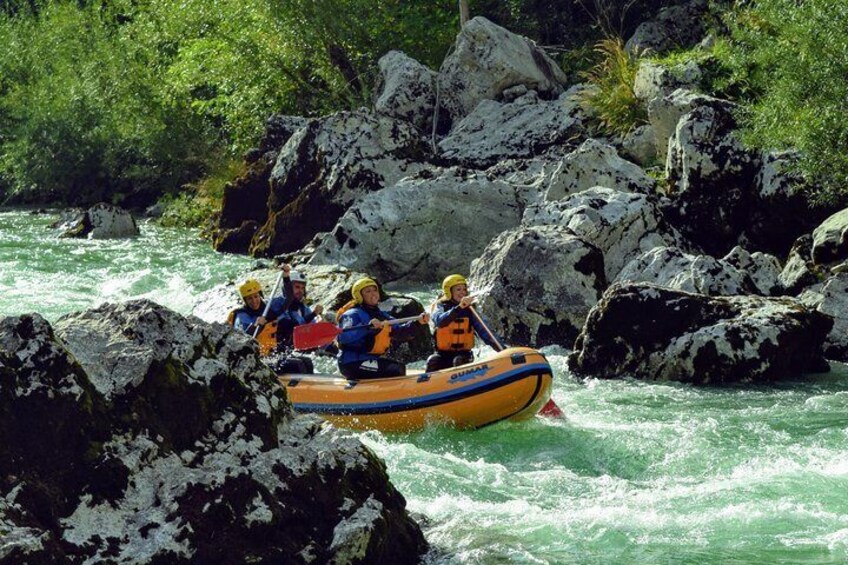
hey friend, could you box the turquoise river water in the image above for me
[2,210,848,564]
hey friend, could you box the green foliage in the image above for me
[581,38,647,136]
[159,157,244,229]
[716,0,848,205]
[0,0,458,207]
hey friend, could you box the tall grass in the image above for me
[581,38,647,136]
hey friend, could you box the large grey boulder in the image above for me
[544,139,656,200]
[615,245,780,296]
[742,151,834,256]
[437,89,588,168]
[568,283,832,384]
[252,110,429,257]
[308,168,524,282]
[812,207,848,265]
[633,60,702,105]
[665,100,761,255]
[1,302,427,563]
[625,0,710,55]
[778,235,821,296]
[647,88,720,161]
[723,246,782,296]
[618,124,658,167]
[374,51,437,133]
[524,187,689,281]
[800,273,848,361]
[438,17,568,123]
[56,203,139,239]
[469,225,606,347]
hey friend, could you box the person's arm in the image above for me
[386,311,429,342]
[336,311,379,351]
[432,302,461,327]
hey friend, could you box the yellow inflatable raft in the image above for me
[277,347,553,432]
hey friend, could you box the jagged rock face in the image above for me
[800,273,848,361]
[742,151,834,256]
[543,139,656,200]
[374,51,437,133]
[253,110,429,257]
[618,124,657,167]
[438,17,568,123]
[648,88,720,161]
[812,207,848,265]
[308,168,524,282]
[257,115,311,161]
[568,283,833,384]
[56,203,139,239]
[524,187,689,281]
[469,225,607,347]
[212,160,273,254]
[722,246,782,296]
[778,235,821,296]
[0,302,426,563]
[625,0,709,55]
[665,101,761,256]
[437,89,588,168]
[633,60,702,105]
[615,245,779,296]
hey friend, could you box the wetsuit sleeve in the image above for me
[302,305,318,324]
[432,302,460,327]
[336,310,379,351]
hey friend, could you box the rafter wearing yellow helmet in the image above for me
[336,276,429,379]
[426,274,502,372]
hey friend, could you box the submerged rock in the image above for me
[0,301,426,563]
[568,283,832,384]
[56,203,139,239]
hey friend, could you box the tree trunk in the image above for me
[459,0,469,27]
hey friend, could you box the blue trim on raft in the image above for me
[291,362,552,416]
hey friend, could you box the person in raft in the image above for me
[425,274,501,372]
[336,277,429,379]
[228,264,323,374]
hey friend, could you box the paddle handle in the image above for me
[343,315,424,332]
[468,305,504,352]
[253,271,285,338]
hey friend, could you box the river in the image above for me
[2,209,847,564]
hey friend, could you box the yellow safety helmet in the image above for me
[351,277,379,304]
[238,279,263,299]
[442,274,467,299]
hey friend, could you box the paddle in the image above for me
[293,315,424,350]
[253,270,285,339]
[468,305,565,419]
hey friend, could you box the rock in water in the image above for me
[56,203,139,239]
[0,301,426,563]
[568,283,832,384]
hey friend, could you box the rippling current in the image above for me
[3,210,847,564]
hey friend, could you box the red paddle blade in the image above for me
[293,321,342,350]
[538,398,565,419]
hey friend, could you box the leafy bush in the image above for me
[581,38,647,135]
[717,0,848,205]
[159,157,245,229]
